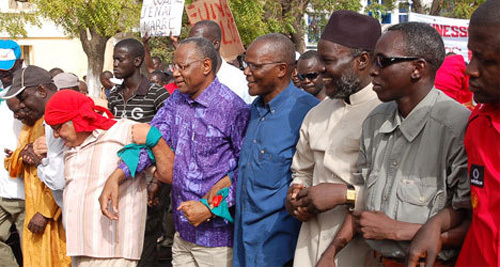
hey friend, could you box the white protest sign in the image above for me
[140,0,185,37]
[409,13,470,61]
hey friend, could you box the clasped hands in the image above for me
[285,183,348,222]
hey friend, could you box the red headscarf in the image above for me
[45,90,116,132]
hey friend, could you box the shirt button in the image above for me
[261,117,265,121]
[253,139,257,143]
[392,160,397,166]
[260,150,265,153]
[383,195,388,201]
[419,196,425,202]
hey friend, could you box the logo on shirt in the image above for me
[470,164,484,188]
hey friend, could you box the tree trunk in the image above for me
[280,0,309,54]
[412,0,425,14]
[429,0,442,15]
[79,27,109,98]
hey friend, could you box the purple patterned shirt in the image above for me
[118,78,250,247]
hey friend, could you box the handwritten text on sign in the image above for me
[186,0,245,60]
[140,0,185,37]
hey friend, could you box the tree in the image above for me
[410,0,485,18]
[0,0,142,97]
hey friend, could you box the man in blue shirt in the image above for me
[234,33,319,266]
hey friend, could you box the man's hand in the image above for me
[296,183,347,214]
[131,123,151,145]
[98,169,125,220]
[147,178,160,207]
[169,31,179,49]
[27,212,49,234]
[353,211,399,240]
[286,184,314,222]
[19,143,42,166]
[203,176,231,209]
[405,220,442,267]
[177,201,213,227]
[4,148,13,157]
[33,136,48,157]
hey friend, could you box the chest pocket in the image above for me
[252,152,292,190]
[396,178,438,224]
[193,132,226,170]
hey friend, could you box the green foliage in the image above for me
[0,12,40,38]
[29,0,141,38]
[440,0,486,19]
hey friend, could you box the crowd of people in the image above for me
[0,1,498,267]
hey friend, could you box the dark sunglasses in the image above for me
[297,72,319,81]
[374,55,420,68]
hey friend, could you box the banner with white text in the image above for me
[140,0,185,37]
[409,13,470,61]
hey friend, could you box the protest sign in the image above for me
[140,0,185,37]
[409,13,470,61]
[186,0,245,60]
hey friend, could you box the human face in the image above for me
[6,97,28,124]
[172,43,211,99]
[0,68,14,88]
[113,46,139,79]
[52,121,89,148]
[243,41,284,100]
[152,58,162,70]
[466,24,500,104]
[149,73,166,86]
[370,31,416,102]
[16,86,46,126]
[297,57,325,96]
[318,40,360,99]
[100,74,114,90]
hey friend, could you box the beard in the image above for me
[328,68,361,99]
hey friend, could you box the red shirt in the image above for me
[456,103,500,267]
[435,55,472,105]
[164,83,177,95]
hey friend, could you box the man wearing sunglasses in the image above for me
[326,22,471,266]
[286,10,382,267]
[296,50,327,101]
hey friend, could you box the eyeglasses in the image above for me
[242,61,284,71]
[297,72,319,81]
[374,55,420,68]
[172,59,204,71]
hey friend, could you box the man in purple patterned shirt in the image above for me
[99,37,250,266]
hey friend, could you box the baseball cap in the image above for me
[0,40,22,71]
[1,65,53,99]
[53,72,79,90]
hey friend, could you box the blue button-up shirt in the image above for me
[234,83,319,266]
[119,78,250,247]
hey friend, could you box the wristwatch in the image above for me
[345,184,356,210]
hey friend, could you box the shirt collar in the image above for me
[184,77,220,108]
[254,82,295,116]
[117,75,151,96]
[380,88,439,142]
[344,83,376,106]
[476,103,500,133]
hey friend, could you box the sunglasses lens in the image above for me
[298,73,318,81]
[306,73,319,80]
